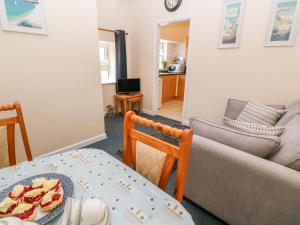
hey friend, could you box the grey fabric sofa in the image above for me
[184,99,300,225]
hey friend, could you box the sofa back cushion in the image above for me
[277,99,300,126]
[190,118,281,158]
[268,114,300,171]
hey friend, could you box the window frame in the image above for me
[99,41,116,84]
[159,40,168,70]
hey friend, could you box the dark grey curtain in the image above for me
[114,30,127,80]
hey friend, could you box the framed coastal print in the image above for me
[0,0,47,34]
[218,0,246,48]
[265,0,300,46]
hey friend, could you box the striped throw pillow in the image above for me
[237,102,286,126]
[223,117,285,136]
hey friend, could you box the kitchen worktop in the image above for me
[159,72,186,76]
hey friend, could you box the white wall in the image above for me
[166,42,185,66]
[130,0,300,123]
[97,0,134,109]
[0,0,105,163]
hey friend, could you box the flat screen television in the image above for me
[116,78,140,94]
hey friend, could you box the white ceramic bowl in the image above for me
[0,217,22,225]
[0,217,39,225]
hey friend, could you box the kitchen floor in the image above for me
[157,99,183,121]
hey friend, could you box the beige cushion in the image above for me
[237,102,286,126]
[225,99,286,121]
[0,127,9,168]
[136,141,167,185]
[190,118,281,158]
[224,117,285,136]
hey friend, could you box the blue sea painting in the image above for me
[271,0,298,41]
[222,2,241,44]
[4,0,43,29]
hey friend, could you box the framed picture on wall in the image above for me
[265,0,300,46]
[0,0,47,34]
[218,0,246,49]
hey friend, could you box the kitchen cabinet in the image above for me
[159,74,185,103]
[161,75,177,103]
[177,75,185,100]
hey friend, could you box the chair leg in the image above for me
[115,97,119,115]
[139,99,142,114]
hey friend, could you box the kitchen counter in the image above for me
[159,72,185,76]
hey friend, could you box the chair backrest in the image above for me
[0,102,33,166]
[123,111,193,202]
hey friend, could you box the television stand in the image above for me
[124,92,135,96]
[114,92,143,115]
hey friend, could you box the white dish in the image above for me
[58,200,110,225]
[0,217,39,225]
[0,173,74,225]
[0,217,23,225]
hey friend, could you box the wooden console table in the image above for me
[114,93,143,115]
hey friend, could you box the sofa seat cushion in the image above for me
[268,114,300,172]
[190,117,281,158]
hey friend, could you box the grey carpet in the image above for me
[86,113,227,225]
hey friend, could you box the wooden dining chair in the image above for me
[123,111,193,202]
[0,102,33,166]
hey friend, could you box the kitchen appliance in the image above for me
[116,78,141,94]
[168,64,186,73]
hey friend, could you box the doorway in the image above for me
[153,19,191,122]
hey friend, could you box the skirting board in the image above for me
[35,133,107,159]
[142,108,155,116]
[182,120,189,126]
[143,108,190,126]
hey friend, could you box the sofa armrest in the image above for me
[185,135,300,225]
[189,117,280,158]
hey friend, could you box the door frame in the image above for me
[152,16,192,124]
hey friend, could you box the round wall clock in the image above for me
[165,0,182,12]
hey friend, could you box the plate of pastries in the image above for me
[0,173,74,225]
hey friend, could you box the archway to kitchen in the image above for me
[152,18,191,123]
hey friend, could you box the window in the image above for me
[159,40,168,69]
[99,41,116,84]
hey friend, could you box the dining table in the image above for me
[0,148,195,225]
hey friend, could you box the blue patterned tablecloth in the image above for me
[0,148,195,225]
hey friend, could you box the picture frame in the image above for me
[0,0,47,35]
[265,0,300,46]
[218,0,246,49]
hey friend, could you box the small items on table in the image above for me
[114,92,143,115]
[0,149,195,225]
